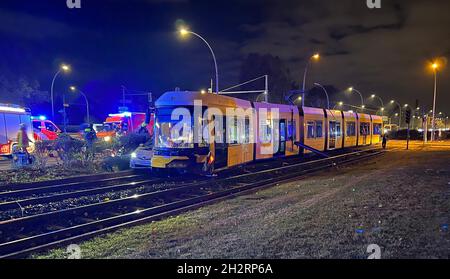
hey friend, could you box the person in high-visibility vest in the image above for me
[138,121,148,134]
[17,123,32,154]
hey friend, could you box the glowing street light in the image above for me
[178,26,219,94]
[333,101,344,110]
[390,100,402,127]
[51,63,71,119]
[69,86,90,124]
[370,94,385,116]
[347,87,365,111]
[429,60,441,141]
[301,53,320,106]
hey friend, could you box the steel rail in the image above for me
[0,178,162,211]
[0,148,385,258]
[0,170,137,192]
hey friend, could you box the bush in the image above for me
[52,133,87,168]
[33,140,53,169]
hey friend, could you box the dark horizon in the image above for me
[0,0,449,123]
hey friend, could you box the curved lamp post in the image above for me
[301,53,320,107]
[50,64,71,119]
[347,87,365,111]
[370,94,385,116]
[389,100,402,127]
[313,82,330,109]
[69,86,90,124]
[179,27,219,94]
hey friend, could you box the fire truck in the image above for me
[96,112,154,141]
[0,104,34,157]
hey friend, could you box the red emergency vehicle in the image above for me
[32,116,61,141]
[0,104,34,156]
[96,112,154,141]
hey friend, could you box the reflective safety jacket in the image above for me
[17,130,30,148]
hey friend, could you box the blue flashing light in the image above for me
[109,112,132,117]
[31,115,47,121]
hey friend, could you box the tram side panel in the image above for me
[302,107,326,153]
[225,99,255,168]
[343,111,358,148]
[371,115,383,144]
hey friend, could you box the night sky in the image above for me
[0,0,449,123]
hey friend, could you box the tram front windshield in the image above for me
[155,107,194,149]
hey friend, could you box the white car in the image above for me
[130,144,153,169]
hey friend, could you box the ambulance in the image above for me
[32,116,61,141]
[0,104,34,157]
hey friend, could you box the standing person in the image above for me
[17,123,32,154]
[382,133,388,149]
[84,124,97,159]
[138,121,148,134]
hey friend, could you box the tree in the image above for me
[238,53,297,104]
[0,75,47,106]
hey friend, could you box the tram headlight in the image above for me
[131,152,137,158]
[104,136,111,142]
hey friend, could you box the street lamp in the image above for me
[333,101,344,110]
[313,82,330,109]
[390,100,402,127]
[179,27,219,94]
[430,60,440,141]
[69,86,90,124]
[370,94,385,116]
[347,87,365,111]
[50,63,71,119]
[301,53,320,106]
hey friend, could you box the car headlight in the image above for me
[104,136,111,142]
[131,152,137,158]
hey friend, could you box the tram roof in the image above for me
[156,91,253,108]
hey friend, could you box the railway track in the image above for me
[0,147,385,258]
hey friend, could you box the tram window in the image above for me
[306,121,315,138]
[287,121,292,140]
[293,120,297,141]
[316,121,323,138]
[373,124,382,135]
[336,122,341,137]
[360,123,369,135]
[244,117,250,144]
[199,118,209,147]
[155,107,194,148]
[228,116,238,144]
[280,121,286,141]
[346,122,356,136]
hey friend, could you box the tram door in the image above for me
[275,119,286,156]
[329,121,336,149]
[360,123,368,145]
[213,116,228,169]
